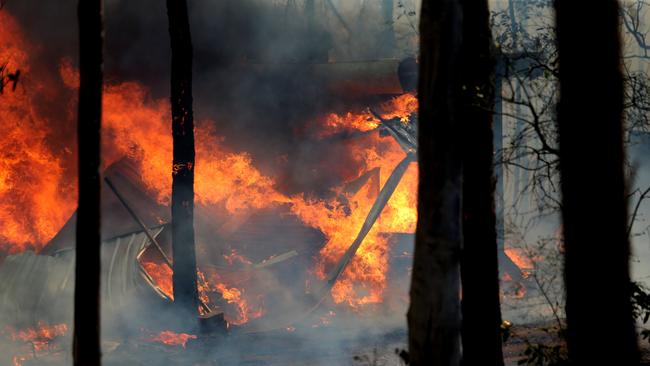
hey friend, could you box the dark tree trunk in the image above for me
[74,0,103,364]
[555,1,639,365]
[167,0,198,318]
[457,1,504,365]
[407,0,462,365]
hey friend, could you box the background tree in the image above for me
[555,0,640,364]
[457,0,504,365]
[484,2,650,360]
[167,0,199,319]
[74,0,103,363]
[407,0,463,365]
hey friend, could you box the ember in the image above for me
[5,322,68,366]
[146,330,197,348]
[142,261,264,325]
[223,249,253,267]
[6,321,68,351]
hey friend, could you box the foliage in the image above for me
[492,1,650,361]
[352,348,408,366]
[519,343,568,366]
[517,325,568,366]
[491,0,650,216]
[631,281,650,343]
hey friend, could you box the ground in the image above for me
[5,322,650,365]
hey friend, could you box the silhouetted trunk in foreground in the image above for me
[167,0,199,318]
[458,1,504,365]
[407,0,462,365]
[74,0,103,364]
[555,1,639,365]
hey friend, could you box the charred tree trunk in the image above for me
[74,0,103,364]
[407,0,462,365]
[458,1,504,365]
[167,0,198,318]
[555,1,639,365]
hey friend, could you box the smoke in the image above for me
[0,1,421,364]
[5,0,418,197]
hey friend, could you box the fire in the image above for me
[213,282,263,325]
[322,111,380,135]
[0,16,289,255]
[317,93,418,138]
[291,99,418,308]
[142,261,174,298]
[198,268,264,325]
[501,247,546,299]
[223,249,253,266]
[6,321,68,350]
[379,93,419,122]
[146,330,197,348]
[504,247,536,274]
[0,13,77,252]
[83,63,288,214]
[1,11,420,317]
[5,321,68,365]
[142,261,263,325]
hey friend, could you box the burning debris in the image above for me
[3,322,68,366]
[0,3,541,364]
[5,322,68,351]
[144,330,197,348]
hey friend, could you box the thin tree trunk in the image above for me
[458,1,504,365]
[74,0,103,364]
[555,1,639,365]
[167,0,198,318]
[407,0,462,365]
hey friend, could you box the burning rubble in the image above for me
[0,4,535,364]
[0,6,421,332]
[144,329,197,348]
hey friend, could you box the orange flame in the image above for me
[291,100,418,308]
[316,93,418,138]
[504,248,535,273]
[223,249,253,266]
[142,261,174,298]
[0,21,289,254]
[379,93,418,122]
[6,321,68,351]
[1,12,420,315]
[146,330,197,348]
[0,13,77,252]
[142,261,264,325]
[5,322,67,366]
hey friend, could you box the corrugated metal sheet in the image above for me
[0,227,169,325]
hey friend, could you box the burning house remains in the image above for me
[0,2,426,364]
[0,0,559,365]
